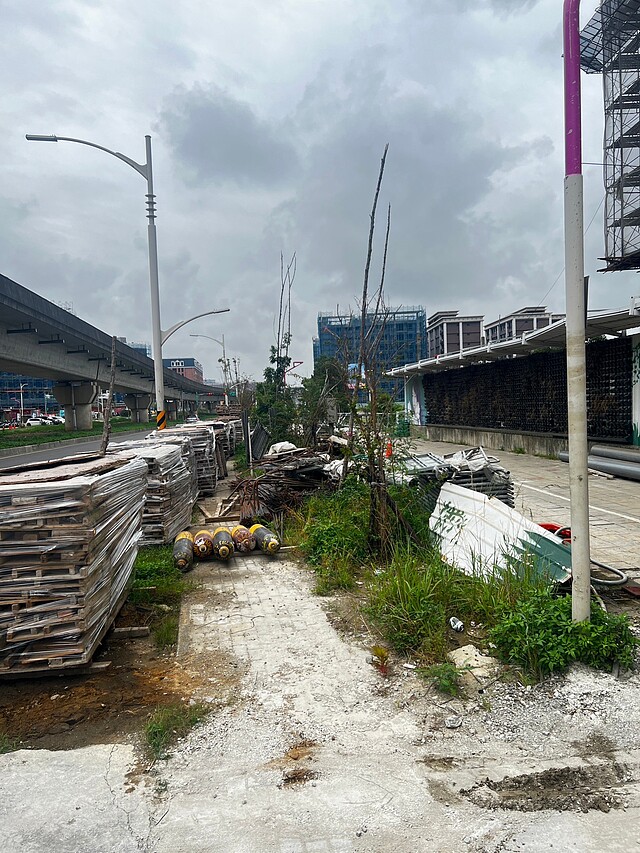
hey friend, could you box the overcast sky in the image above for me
[1,0,636,383]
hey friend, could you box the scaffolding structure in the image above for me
[581,1,640,269]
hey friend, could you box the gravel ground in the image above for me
[142,555,640,853]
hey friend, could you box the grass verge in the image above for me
[130,545,194,649]
[144,702,210,760]
[290,479,638,681]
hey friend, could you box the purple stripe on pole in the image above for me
[563,0,582,176]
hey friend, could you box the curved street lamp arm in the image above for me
[26,134,148,179]
[161,309,230,346]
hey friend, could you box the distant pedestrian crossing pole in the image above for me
[563,0,591,622]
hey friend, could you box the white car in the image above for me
[25,416,51,427]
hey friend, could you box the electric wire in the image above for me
[537,193,606,308]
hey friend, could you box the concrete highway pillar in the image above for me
[53,382,98,431]
[124,394,151,424]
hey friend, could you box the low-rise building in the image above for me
[426,311,484,359]
[484,306,564,344]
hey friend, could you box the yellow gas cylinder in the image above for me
[193,529,214,559]
[212,526,235,560]
[231,525,256,553]
[172,531,194,573]
[249,523,280,554]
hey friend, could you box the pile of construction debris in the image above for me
[396,446,515,507]
[228,444,333,522]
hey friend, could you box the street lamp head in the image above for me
[26,134,59,142]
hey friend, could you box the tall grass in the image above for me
[366,545,553,664]
[286,477,370,594]
[129,545,194,648]
[144,702,209,760]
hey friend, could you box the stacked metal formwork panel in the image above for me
[581,1,640,269]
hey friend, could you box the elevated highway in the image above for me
[0,273,223,428]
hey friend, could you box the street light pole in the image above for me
[26,133,232,429]
[190,333,230,405]
[26,133,169,428]
[19,383,27,422]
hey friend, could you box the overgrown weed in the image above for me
[152,615,180,649]
[490,590,638,679]
[130,546,193,608]
[144,702,210,760]
[129,545,194,648]
[290,477,369,594]
[422,661,462,696]
[291,480,638,680]
[0,733,18,754]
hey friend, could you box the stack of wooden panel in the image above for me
[113,442,197,544]
[142,432,198,500]
[152,424,217,496]
[0,453,147,675]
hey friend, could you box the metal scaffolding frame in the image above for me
[581,0,640,269]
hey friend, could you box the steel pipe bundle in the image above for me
[558,449,640,481]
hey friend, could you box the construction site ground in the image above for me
[1,440,639,852]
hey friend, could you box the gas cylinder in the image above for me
[212,526,235,560]
[231,524,256,553]
[249,523,280,554]
[172,531,194,573]
[193,529,214,559]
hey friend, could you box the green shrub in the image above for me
[291,477,370,592]
[422,661,462,696]
[489,591,638,679]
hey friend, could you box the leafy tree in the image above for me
[298,357,349,446]
[255,341,297,443]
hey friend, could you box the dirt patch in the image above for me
[264,738,320,788]
[279,767,319,788]
[0,603,241,752]
[462,762,630,813]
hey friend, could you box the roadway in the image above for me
[0,430,151,470]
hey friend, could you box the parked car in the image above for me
[46,415,64,424]
[25,416,51,427]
